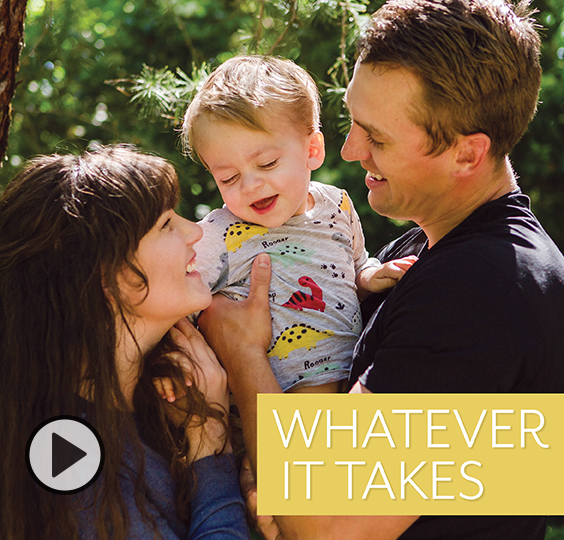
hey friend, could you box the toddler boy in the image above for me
[183,56,415,393]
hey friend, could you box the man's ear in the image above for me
[307,131,325,171]
[453,133,491,177]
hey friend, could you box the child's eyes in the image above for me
[161,217,172,230]
[259,159,278,169]
[220,174,239,186]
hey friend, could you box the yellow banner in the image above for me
[257,394,564,515]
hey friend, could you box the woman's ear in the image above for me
[307,131,325,171]
[452,133,491,178]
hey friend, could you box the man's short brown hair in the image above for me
[182,55,320,163]
[358,0,542,159]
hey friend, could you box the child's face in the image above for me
[194,113,325,228]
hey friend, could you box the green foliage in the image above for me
[113,63,211,124]
[1,0,563,257]
[1,3,563,534]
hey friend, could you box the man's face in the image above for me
[341,63,457,227]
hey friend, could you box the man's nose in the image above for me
[341,124,372,162]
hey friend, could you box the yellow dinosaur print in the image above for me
[224,223,268,252]
[267,324,334,360]
[339,192,351,214]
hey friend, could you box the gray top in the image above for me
[196,181,375,391]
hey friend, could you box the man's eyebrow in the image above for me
[342,92,389,139]
[354,119,390,140]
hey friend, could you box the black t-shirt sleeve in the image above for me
[354,244,538,393]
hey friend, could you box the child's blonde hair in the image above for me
[182,55,321,164]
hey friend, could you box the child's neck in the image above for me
[305,191,315,212]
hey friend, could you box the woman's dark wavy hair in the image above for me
[0,145,226,540]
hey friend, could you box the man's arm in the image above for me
[198,253,280,469]
[198,254,418,540]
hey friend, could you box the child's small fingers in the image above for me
[395,261,416,271]
[153,377,178,402]
[163,379,177,402]
[152,377,168,400]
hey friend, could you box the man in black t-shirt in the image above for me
[198,0,564,539]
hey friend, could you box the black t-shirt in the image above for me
[350,191,564,539]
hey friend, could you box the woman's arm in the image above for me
[188,454,250,540]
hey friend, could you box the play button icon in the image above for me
[26,415,104,494]
[52,432,88,477]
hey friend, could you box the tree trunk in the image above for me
[0,0,28,164]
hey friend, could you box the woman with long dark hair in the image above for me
[0,145,249,539]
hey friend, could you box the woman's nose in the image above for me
[178,215,203,245]
[341,124,372,163]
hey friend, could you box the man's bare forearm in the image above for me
[227,345,282,469]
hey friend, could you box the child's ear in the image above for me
[307,131,325,171]
[452,133,491,178]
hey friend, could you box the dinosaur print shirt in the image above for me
[195,181,373,391]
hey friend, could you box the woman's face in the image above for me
[119,209,211,334]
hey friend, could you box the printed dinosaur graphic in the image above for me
[282,276,326,312]
[268,324,334,360]
[224,223,268,252]
[212,252,230,290]
[340,192,351,214]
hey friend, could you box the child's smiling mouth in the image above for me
[251,195,278,213]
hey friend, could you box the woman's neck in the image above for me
[115,317,165,410]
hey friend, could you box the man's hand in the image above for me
[198,253,273,371]
[240,454,285,540]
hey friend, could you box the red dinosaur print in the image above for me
[282,276,326,312]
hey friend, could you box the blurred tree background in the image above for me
[0,1,562,537]
[1,0,563,254]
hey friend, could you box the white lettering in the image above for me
[432,461,455,499]
[362,461,396,500]
[521,410,549,448]
[327,409,357,448]
[273,409,322,448]
[335,461,365,499]
[362,409,396,448]
[293,461,324,499]
[454,409,487,448]
[459,461,484,500]
[492,409,514,448]
[400,461,428,499]
[393,409,423,448]
[428,410,450,448]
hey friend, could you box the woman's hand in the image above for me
[160,317,231,461]
[170,317,229,411]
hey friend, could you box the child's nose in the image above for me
[241,173,264,193]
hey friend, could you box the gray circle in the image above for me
[26,416,104,494]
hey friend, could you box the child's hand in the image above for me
[357,255,418,299]
[153,376,188,403]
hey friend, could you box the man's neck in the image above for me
[422,157,517,248]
